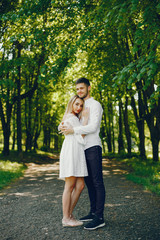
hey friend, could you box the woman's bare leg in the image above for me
[70,177,85,217]
[62,176,76,220]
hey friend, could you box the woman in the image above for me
[59,95,89,227]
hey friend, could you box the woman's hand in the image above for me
[82,107,90,120]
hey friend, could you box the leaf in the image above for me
[11,14,17,21]
[140,67,146,74]
[137,72,143,81]
[132,46,138,54]
[156,3,160,10]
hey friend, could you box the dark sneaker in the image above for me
[84,215,105,230]
[79,212,95,222]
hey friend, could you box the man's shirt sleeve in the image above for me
[73,101,103,135]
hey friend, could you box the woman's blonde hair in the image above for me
[62,95,84,121]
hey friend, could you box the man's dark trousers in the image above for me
[84,145,105,219]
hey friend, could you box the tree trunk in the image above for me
[33,109,40,151]
[12,104,16,150]
[140,80,159,161]
[0,91,12,156]
[16,42,22,153]
[3,127,10,155]
[25,96,32,152]
[145,112,159,162]
[107,95,112,152]
[0,108,11,156]
[151,136,159,162]
[33,97,42,151]
[149,119,159,162]
[33,130,40,150]
[137,120,146,158]
[100,124,106,154]
[54,133,59,152]
[118,99,124,153]
[100,91,112,152]
[123,96,131,155]
[107,96,112,152]
[111,101,115,153]
[107,131,112,152]
[131,96,146,158]
[43,126,51,151]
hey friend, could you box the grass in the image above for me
[0,160,26,190]
[0,150,59,190]
[106,152,160,196]
[0,151,28,190]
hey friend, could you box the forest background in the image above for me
[0,0,160,166]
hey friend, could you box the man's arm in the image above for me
[58,122,73,134]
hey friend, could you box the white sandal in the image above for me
[62,217,83,227]
[70,215,83,226]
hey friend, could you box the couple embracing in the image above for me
[58,77,106,230]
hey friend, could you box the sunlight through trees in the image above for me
[0,0,160,161]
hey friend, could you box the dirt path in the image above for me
[0,157,160,240]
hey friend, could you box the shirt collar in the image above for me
[85,97,93,103]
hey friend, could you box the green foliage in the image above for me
[109,153,160,195]
[0,0,160,160]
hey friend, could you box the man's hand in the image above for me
[59,123,74,135]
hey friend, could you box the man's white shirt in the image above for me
[73,97,103,150]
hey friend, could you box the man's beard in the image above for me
[79,90,88,99]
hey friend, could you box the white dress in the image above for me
[59,114,88,179]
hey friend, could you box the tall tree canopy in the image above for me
[0,0,160,161]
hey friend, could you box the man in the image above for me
[60,77,106,230]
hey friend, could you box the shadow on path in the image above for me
[0,157,160,240]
